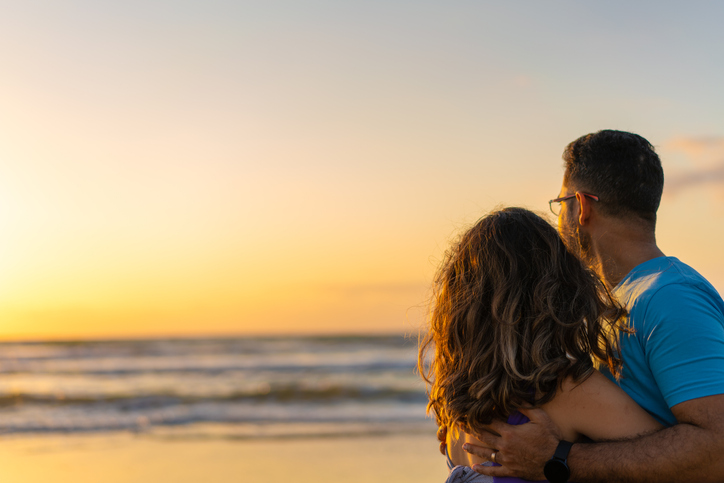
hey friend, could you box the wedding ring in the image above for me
[491,451,497,463]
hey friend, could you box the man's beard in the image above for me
[560,212,594,268]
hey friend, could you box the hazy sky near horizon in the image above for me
[1,1,723,339]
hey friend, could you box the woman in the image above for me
[418,208,661,482]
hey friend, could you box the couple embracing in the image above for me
[419,130,724,483]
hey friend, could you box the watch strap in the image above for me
[553,440,573,461]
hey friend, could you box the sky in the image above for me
[1,1,723,339]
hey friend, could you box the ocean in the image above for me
[0,335,434,439]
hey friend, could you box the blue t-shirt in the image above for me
[606,257,724,426]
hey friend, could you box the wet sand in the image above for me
[0,432,450,483]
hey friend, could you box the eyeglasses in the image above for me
[548,192,599,216]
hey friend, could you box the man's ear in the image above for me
[576,192,593,226]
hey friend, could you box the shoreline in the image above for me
[0,430,450,483]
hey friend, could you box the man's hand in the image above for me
[463,408,562,480]
[437,425,447,456]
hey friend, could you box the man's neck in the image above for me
[586,221,665,289]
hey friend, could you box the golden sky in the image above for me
[1,2,723,339]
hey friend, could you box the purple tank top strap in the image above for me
[505,411,531,426]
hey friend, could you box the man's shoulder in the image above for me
[618,257,720,302]
[617,257,724,326]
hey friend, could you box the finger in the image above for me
[472,463,512,478]
[468,427,502,449]
[482,419,509,435]
[458,422,472,434]
[465,419,507,441]
[437,426,448,455]
[462,442,495,460]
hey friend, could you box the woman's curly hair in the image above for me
[418,207,628,436]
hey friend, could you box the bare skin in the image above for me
[463,183,724,482]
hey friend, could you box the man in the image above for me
[461,130,724,482]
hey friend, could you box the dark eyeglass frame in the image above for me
[549,192,599,216]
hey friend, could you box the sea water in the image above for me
[0,335,434,439]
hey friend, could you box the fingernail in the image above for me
[462,443,470,451]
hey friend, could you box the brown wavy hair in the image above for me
[418,207,628,435]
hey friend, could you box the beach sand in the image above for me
[0,431,450,483]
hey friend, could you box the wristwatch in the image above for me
[543,440,573,483]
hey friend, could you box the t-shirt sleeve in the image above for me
[641,283,724,408]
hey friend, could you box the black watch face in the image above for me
[544,459,570,483]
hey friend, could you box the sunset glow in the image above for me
[1,1,723,339]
